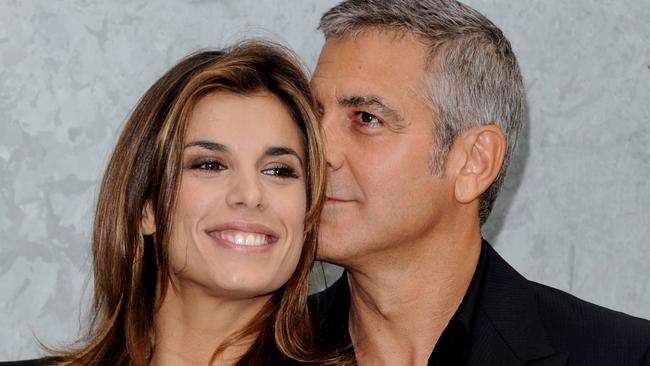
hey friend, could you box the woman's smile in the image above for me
[206,221,280,251]
[214,230,273,246]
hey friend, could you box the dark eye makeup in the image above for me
[262,163,300,179]
[190,159,226,171]
[187,157,300,180]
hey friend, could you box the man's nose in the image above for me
[225,170,266,211]
[321,114,345,171]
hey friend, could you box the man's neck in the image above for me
[346,230,482,366]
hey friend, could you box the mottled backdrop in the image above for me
[1,0,648,360]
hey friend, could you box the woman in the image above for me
[3,41,347,365]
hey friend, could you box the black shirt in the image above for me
[308,240,488,365]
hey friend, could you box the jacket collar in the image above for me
[469,241,568,365]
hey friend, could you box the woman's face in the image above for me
[162,91,307,299]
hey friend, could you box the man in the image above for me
[308,0,650,365]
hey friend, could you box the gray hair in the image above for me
[319,0,525,225]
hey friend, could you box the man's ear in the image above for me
[141,200,156,235]
[449,125,506,204]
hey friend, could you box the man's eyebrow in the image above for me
[184,140,228,152]
[265,146,303,167]
[339,95,404,123]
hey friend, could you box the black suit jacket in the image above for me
[309,243,650,365]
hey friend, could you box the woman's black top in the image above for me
[0,359,56,366]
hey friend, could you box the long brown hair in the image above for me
[49,41,336,365]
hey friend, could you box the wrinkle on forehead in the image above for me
[312,31,432,128]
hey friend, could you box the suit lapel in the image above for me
[466,242,568,366]
[527,353,570,366]
[465,307,524,365]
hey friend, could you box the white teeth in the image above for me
[255,235,267,245]
[217,230,269,246]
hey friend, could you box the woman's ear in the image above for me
[451,125,506,204]
[141,200,157,235]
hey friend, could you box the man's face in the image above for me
[312,32,456,267]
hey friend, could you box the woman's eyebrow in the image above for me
[184,142,303,167]
[265,146,304,167]
[184,140,228,152]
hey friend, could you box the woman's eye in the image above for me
[190,160,225,171]
[263,164,299,179]
[356,111,382,127]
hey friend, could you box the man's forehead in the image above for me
[312,60,429,116]
[312,32,429,98]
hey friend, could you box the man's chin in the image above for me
[315,243,346,265]
[315,242,360,268]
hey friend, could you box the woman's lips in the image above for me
[213,230,273,246]
[206,222,278,250]
[325,196,354,204]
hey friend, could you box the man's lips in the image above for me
[325,196,355,204]
[206,222,278,248]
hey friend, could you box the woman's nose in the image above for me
[225,170,266,211]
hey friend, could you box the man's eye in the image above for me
[356,112,381,126]
[263,164,300,179]
[190,160,225,171]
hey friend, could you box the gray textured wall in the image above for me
[1,0,648,361]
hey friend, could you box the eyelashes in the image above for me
[190,159,226,171]
[353,111,383,128]
[262,164,300,179]
[188,159,300,180]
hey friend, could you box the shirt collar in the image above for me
[428,238,488,365]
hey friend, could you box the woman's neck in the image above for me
[150,280,271,366]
